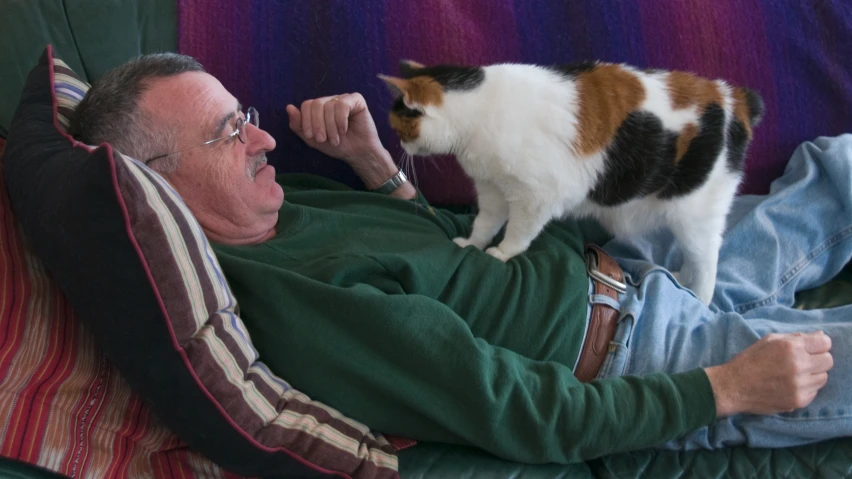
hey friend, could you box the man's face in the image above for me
[139,72,284,242]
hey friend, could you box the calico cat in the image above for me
[378,59,764,304]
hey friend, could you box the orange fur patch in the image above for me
[388,112,421,142]
[379,75,445,107]
[666,71,723,113]
[732,87,754,138]
[572,65,647,157]
[675,123,698,163]
[406,77,444,106]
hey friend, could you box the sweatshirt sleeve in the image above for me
[247,278,717,464]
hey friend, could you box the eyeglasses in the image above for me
[144,106,259,164]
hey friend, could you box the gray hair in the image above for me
[70,52,205,172]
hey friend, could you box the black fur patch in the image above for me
[657,104,726,199]
[588,104,727,205]
[549,61,598,78]
[588,111,673,206]
[404,65,485,91]
[726,119,749,172]
[391,97,423,118]
[742,87,765,126]
[399,60,422,78]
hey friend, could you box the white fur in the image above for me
[399,63,748,304]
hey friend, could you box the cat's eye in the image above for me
[402,106,424,118]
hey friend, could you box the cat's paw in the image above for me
[693,285,714,305]
[453,237,482,249]
[485,246,511,262]
[676,273,713,305]
[676,268,713,304]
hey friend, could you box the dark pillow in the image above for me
[3,45,401,479]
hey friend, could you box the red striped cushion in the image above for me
[2,46,401,478]
[0,159,243,478]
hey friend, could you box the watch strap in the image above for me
[371,169,408,195]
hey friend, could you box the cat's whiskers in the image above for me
[410,152,419,188]
[430,156,444,174]
[398,150,419,188]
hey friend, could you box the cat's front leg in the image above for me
[485,198,555,262]
[453,182,508,250]
[672,216,725,305]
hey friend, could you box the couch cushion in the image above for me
[3,45,400,479]
[0,0,177,139]
[0,1,85,138]
[62,0,177,81]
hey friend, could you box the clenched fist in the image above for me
[706,331,833,417]
[286,93,383,166]
[286,93,413,198]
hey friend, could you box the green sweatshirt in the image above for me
[211,174,716,464]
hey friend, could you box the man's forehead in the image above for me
[140,72,238,126]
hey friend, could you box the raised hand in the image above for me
[286,93,383,166]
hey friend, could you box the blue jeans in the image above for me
[597,134,852,450]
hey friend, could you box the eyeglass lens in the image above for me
[238,107,259,143]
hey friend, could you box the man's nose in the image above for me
[246,123,276,155]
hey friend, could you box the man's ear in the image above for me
[377,74,413,106]
[399,59,425,77]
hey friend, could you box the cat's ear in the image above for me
[399,59,425,77]
[377,74,412,104]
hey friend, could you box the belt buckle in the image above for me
[585,250,627,294]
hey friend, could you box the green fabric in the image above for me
[399,437,852,479]
[63,0,177,81]
[399,443,593,479]
[0,0,177,137]
[398,267,852,477]
[0,457,67,479]
[213,174,716,465]
[590,437,852,478]
[0,1,85,137]
[795,264,852,310]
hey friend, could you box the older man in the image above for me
[71,53,851,464]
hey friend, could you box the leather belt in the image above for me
[574,244,626,383]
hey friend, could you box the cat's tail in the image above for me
[734,87,765,128]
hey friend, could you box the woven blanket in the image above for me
[178,0,852,205]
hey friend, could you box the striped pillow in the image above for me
[53,58,88,130]
[2,55,241,479]
[3,45,400,478]
[0,159,242,479]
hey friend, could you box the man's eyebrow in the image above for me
[212,101,242,138]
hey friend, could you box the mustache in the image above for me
[247,154,268,179]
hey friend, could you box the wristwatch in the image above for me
[371,169,408,195]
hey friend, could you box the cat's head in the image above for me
[378,60,484,157]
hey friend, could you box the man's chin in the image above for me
[269,179,285,205]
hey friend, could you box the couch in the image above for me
[1,1,851,478]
